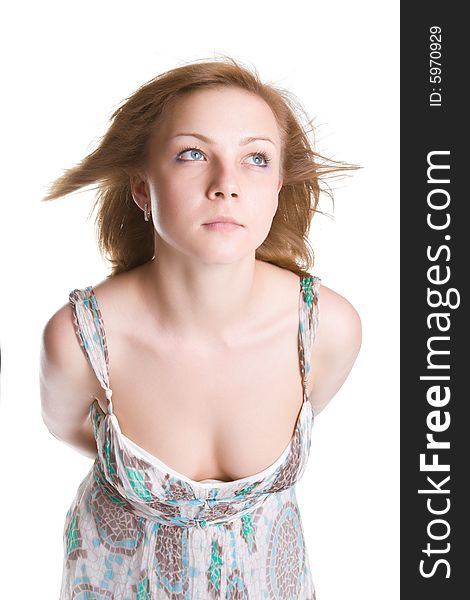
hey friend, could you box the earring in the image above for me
[144,202,150,222]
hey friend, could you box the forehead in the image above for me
[155,86,281,144]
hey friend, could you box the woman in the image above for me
[40,57,362,599]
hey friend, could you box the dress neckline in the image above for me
[92,396,313,489]
[86,273,318,489]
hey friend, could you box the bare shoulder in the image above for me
[255,260,301,301]
[309,281,362,415]
[315,283,362,356]
[41,274,117,380]
[88,265,146,332]
[40,292,105,438]
[41,299,92,386]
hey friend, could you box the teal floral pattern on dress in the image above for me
[104,434,115,477]
[135,574,151,600]
[61,274,321,599]
[208,539,223,590]
[301,275,315,309]
[126,467,153,501]
[65,513,79,555]
[241,512,255,552]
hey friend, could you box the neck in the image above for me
[137,250,264,346]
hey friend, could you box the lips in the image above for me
[203,216,241,225]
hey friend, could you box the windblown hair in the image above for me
[43,55,357,278]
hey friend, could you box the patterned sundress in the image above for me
[59,274,321,599]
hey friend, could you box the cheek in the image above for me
[269,195,279,218]
[153,200,190,236]
[248,197,279,244]
[150,179,192,227]
[258,195,279,223]
[261,196,279,235]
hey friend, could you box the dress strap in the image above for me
[298,275,321,402]
[69,286,114,415]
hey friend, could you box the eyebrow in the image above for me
[171,132,277,147]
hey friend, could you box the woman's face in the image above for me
[131,86,283,265]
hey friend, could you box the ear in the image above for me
[130,173,150,211]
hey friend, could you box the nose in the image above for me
[207,162,240,201]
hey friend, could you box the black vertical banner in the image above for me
[401,5,468,599]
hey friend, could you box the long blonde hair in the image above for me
[43,56,357,278]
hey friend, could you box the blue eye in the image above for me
[249,152,271,167]
[176,146,271,167]
[177,146,205,161]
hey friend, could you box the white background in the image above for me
[0,1,399,598]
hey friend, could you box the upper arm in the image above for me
[39,302,101,441]
[308,283,362,415]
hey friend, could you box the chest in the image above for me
[94,312,306,482]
